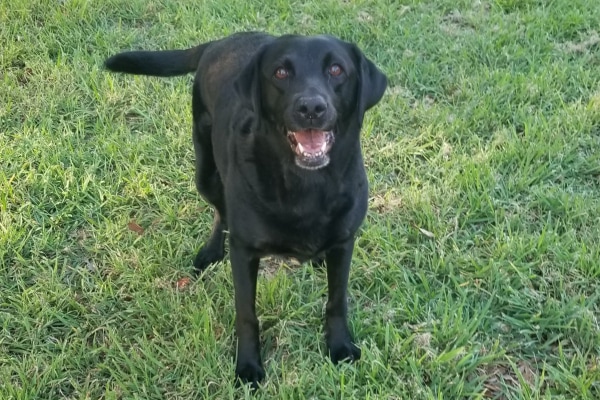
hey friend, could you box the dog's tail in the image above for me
[104,43,210,77]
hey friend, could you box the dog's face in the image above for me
[236,35,387,170]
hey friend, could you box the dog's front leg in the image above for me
[325,237,361,364]
[229,239,264,389]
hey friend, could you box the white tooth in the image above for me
[321,141,327,152]
[297,142,305,154]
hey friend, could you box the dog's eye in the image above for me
[328,64,343,77]
[274,67,289,80]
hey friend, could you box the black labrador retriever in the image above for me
[105,32,387,388]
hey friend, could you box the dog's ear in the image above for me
[234,52,263,114]
[352,45,387,123]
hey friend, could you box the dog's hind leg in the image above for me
[191,85,227,274]
[192,140,227,273]
[193,209,226,273]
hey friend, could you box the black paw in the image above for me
[328,339,361,364]
[235,360,265,390]
[193,246,224,275]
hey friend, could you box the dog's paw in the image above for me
[235,360,265,390]
[193,247,224,275]
[328,339,361,364]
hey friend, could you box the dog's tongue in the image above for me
[294,129,326,152]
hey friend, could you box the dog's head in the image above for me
[235,35,387,170]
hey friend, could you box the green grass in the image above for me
[1,0,599,398]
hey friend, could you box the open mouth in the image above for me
[287,129,335,170]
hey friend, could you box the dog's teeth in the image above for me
[297,142,305,154]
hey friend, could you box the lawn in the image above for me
[1,0,599,398]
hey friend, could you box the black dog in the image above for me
[105,32,387,388]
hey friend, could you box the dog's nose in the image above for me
[295,96,327,120]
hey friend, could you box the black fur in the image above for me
[104,32,387,389]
